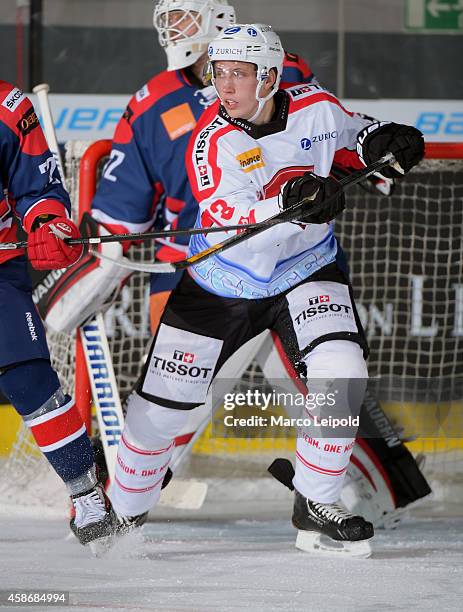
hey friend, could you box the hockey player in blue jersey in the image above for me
[0,80,115,549]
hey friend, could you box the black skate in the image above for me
[292,489,374,558]
[70,483,116,555]
[116,512,148,536]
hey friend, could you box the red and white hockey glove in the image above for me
[28,216,84,270]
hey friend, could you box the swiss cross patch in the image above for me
[173,350,195,363]
[308,295,330,305]
[198,165,208,177]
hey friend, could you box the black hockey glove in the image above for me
[281,172,345,224]
[357,122,424,179]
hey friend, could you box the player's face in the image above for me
[213,61,260,120]
[157,9,201,41]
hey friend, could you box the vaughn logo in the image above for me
[236,147,265,173]
[32,269,67,305]
[2,87,25,113]
[25,312,38,341]
[173,349,195,363]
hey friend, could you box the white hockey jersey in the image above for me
[186,84,371,299]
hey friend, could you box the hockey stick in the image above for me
[0,153,396,254]
[0,220,283,251]
[32,83,66,183]
[87,153,399,275]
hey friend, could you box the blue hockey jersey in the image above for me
[0,80,71,266]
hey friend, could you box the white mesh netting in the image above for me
[1,144,462,509]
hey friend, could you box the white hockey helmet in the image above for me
[153,0,236,71]
[207,24,284,122]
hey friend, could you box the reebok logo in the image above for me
[25,312,38,341]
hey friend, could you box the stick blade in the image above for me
[158,479,208,510]
[267,458,295,491]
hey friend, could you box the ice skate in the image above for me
[115,512,149,536]
[292,489,374,558]
[70,484,116,555]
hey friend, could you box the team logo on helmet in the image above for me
[247,27,258,37]
[224,26,241,34]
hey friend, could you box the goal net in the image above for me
[1,141,462,508]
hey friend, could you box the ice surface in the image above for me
[1,508,462,612]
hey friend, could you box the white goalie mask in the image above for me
[206,24,284,122]
[153,0,236,71]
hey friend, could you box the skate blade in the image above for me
[88,534,114,558]
[295,530,372,559]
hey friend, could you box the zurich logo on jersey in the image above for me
[247,27,258,37]
[300,138,312,151]
[224,26,241,35]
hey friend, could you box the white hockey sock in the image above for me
[109,392,189,517]
[293,341,368,503]
[294,434,357,503]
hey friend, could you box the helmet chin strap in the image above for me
[248,75,275,123]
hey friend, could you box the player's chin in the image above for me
[223,103,241,117]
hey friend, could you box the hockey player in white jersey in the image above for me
[107,24,424,556]
[38,0,431,530]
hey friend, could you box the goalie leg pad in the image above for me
[109,392,189,517]
[342,392,432,526]
[293,340,368,503]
